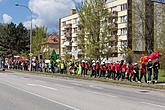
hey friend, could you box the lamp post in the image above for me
[15,3,33,71]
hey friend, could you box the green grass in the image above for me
[158,70,165,82]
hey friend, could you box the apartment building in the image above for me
[60,9,80,59]
[60,0,164,60]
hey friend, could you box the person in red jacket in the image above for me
[96,60,100,77]
[115,61,119,80]
[99,62,106,77]
[121,62,126,80]
[85,61,89,76]
[107,62,113,78]
[81,60,85,77]
[112,62,116,79]
[140,62,147,83]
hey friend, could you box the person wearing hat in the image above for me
[153,59,160,83]
[147,59,153,83]
[99,62,106,77]
[92,60,95,63]
[96,60,100,77]
[91,63,96,78]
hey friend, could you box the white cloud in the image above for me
[24,0,82,31]
[2,14,12,24]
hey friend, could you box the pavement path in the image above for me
[0,71,165,110]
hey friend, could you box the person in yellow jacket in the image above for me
[60,62,65,74]
[77,62,82,76]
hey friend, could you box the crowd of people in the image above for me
[76,59,160,83]
[8,58,160,84]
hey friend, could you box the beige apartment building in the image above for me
[60,0,164,60]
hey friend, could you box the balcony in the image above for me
[111,11,118,17]
[65,32,72,39]
[66,42,72,47]
[64,23,72,29]
[108,23,118,29]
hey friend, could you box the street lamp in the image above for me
[15,3,33,71]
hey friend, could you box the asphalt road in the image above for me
[0,71,165,110]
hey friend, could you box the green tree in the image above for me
[159,6,165,69]
[31,27,47,56]
[77,0,113,59]
[0,22,29,56]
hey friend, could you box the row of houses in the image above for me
[59,0,165,60]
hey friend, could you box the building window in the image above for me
[120,28,127,35]
[62,21,66,26]
[121,40,127,48]
[73,37,77,42]
[73,18,78,25]
[73,27,78,33]
[121,3,127,11]
[120,16,127,23]
[111,6,117,12]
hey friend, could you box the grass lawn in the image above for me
[158,70,165,82]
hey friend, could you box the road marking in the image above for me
[54,83,73,89]
[89,85,103,89]
[1,82,80,110]
[71,83,82,86]
[27,83,58,91]
[140,102,165,108]
[87,90,117,98]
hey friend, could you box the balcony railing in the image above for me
[112,11,118,17]
[64,23,72,29]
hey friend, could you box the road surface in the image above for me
[0,71,165,110]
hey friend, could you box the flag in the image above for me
[51,50,57,62]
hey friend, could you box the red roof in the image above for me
[47,35,59,44]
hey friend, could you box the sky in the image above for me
[0,0,81,33]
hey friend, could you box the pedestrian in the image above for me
[85,61,89,76]
[126,63,130,80]
[81,60,85,77]
[107,62,112,78]
[116,60,124,80]
[96,60,100,77]
[133,63,140,82]
[147,59,153,83]
[129,63,134,82]
[115,61,119,80]
[91,63,96,78]
[140,62,147,83]
[153,59,160,83]
[121,62,126,80]
[99,62,106,77]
